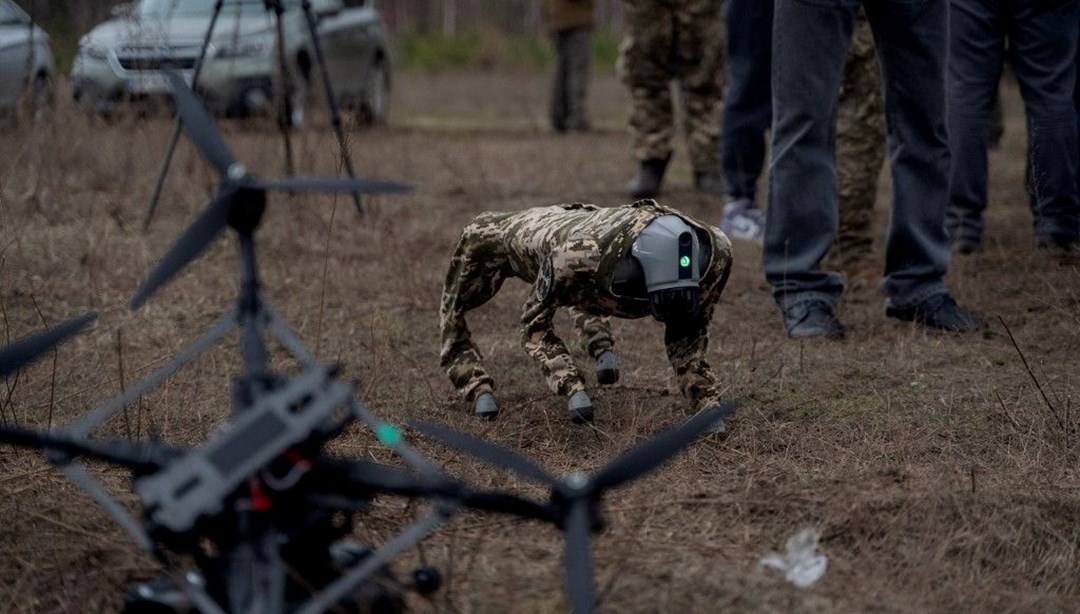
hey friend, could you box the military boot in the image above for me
[627,156,670,200]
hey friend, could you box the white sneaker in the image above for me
[720,198,765,243]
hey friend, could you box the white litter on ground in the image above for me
[760,527,828,588]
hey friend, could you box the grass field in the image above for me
[0,70,1078,613]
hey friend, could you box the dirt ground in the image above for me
[0,69,1078,613]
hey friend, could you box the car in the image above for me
[72,0,392,125]
[0,0,55,114]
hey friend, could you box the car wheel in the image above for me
[357,60,389,127]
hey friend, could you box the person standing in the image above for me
[716,0,771,242]
[764,0,983,339]
[544,0,595,133]
[718,5,885,259]
[618,0,725,199]
[945,0,1080,253]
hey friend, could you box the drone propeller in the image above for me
[166,70,237,177]
[130,189,235,310]
[410,402,732,613]
[130,73,414,310]
[0,425,181,473]
[0,312,97,378]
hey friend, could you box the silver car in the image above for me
[0,0,55,113]
[72,0,392,124]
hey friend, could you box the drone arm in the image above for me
[309,458,553,522]
[65,308,238,437]
[296,506,454,614]
[347,399,443,480]
[261,303,316,368]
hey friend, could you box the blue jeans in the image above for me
[946,0,1080,245]
[764,0,951,310]
[720,0,773,202]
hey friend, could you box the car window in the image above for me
[0,0,29,25]
[341,0,369,8]
[137,0,297,18]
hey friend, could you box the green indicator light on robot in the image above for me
[375,423,403,446]
[679,255,691,268]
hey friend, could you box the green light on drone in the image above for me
[375,422,403,446]
[679,255,691,268]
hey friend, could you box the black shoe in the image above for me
[782,300,844,340]
[627,157,670,200]
[885,293,985,332]
[1037,233,1078,251]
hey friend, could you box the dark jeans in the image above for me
[551,27,592,132]
[764,0,951,310]
[720,0,773,202]
[946,0,1080,244]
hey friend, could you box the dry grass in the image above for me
[1,71,1079,613]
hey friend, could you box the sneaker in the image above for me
[474,392,499,420]
[720,198,765,243]
[781,300,844,340]
[595,350,619,385]
[885,293,985,332]
[567,390,594,423]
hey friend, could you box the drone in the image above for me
[0,309,729,613]
[145,0,372,227]
[0,73,731,613]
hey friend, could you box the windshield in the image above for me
[137,0,296,18]
[0,0,29,25]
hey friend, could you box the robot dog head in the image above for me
[630,215,705,323]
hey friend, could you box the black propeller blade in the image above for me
[257,176,414,195]
[164,70,237,176]
[409,420,561,488]
[0,312,97,378]
[131,190,235,310]
[592,402,732,491]
[0,426,180,472]
[564,500,596,614]
[412,403,733,614]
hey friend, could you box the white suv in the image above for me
[0,0,55,113]
[72,0,391,124]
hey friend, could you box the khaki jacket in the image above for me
[542,0,594,34]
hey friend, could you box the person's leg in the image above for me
[832,10,885,272]
[765,0,858,317]
[863,0,953,308]
[676,0,725,187]
[551,30,571,132]
[945,0,1005,252]
[565,26,593,131]
[720,0,773,204]
[618,0,675,197]
[439,215,513,404]
[1008,0,1080,247]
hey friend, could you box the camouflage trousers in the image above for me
[439,215,614,401]
[617,0,725,171]
[830,12,886,269]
